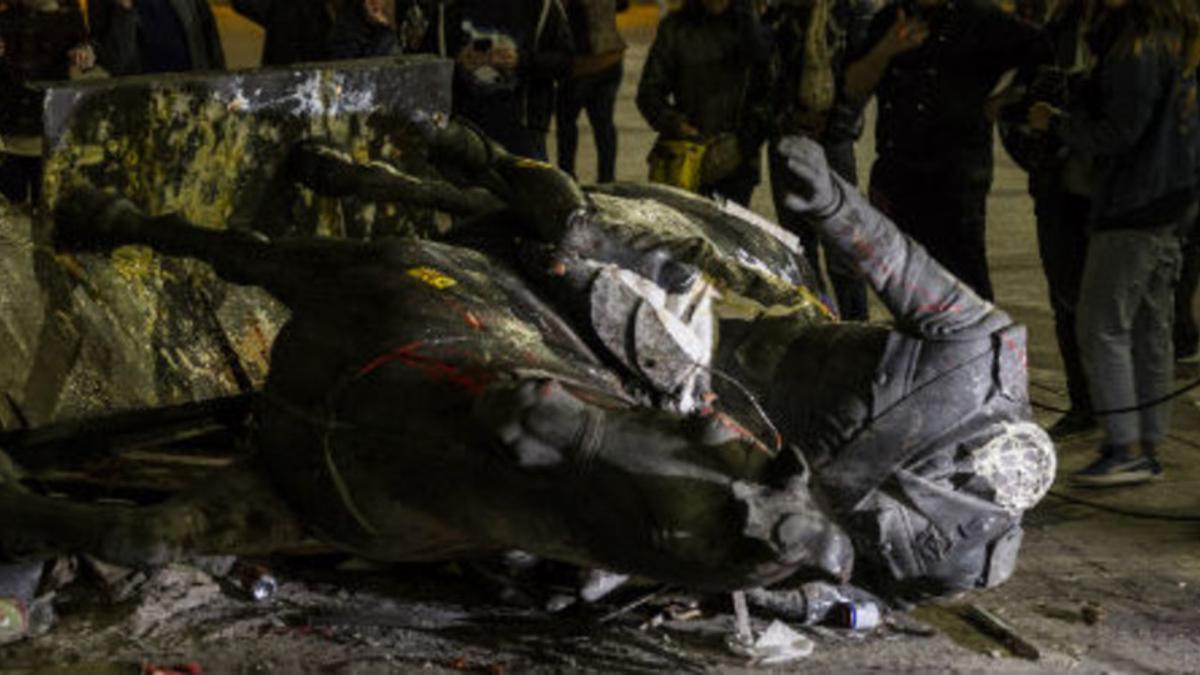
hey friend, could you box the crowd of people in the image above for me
[2,0,1199,488]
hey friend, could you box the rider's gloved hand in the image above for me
[777,136,845,219]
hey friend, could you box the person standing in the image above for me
[88,0,225,76]
[556,0,627,183]
[1029,0,1199,485]
[231,0,342,66]
[1003,0,1099,438]
[636,0,773,206]
[0,0,93,203]
[421,0,574,161]
[329,0,401,59]
[845,0,1049,301]
[1174,210,1200,362]
[765,0,877,320]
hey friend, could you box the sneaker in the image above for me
[1071,448,1164,487]
[1047,410,1097,440]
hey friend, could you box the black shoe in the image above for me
[1046,410,1096,440]
[1071,447,1164,487]
[1176,342,1200,363]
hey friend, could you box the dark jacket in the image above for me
[636,1,772,149]
[422,0,574,134]
[89,0,225,76]
[862,0,1050,175]
[232,0,340,66]
[1057,17,1199,230]
[0,3,89,137]
[1003,1,1093,194]
[764,0,877,144]
[563,0,627,76]
[328,1,401,59]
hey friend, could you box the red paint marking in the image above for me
[1003,334,1028,368]
[356,341,426,378]
[714,412,773,455]
[441,296,486,331]
[916,302,963,314]
[355,341,496,395]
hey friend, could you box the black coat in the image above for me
[0,3,89,137]
[232,0,341,66]
[89,0,225,75]
[328,2,401,59]
[636,3,772,149]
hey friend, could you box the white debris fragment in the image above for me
[726,619,815,665]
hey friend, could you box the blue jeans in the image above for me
[1078,223,1183,447]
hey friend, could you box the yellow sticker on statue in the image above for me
[514,157,554,170]
[407,266,457,290]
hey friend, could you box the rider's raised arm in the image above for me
[777,137,1011,342]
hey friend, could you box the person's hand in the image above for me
[1027,101,1060,132]
[880,9,929,58]
[114,0,135,10]
[778,136,841,216]
[68,44,96,72]
[490,43,519,71]
[677,121,700,138]
[457,44,488,71]
[363,0,390,26]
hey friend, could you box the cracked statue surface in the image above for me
[0,118,1055,613]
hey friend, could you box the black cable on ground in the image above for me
[1045,489,1200,522]
[1030,375,1200,417]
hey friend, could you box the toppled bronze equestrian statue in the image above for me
[0,121,1054,612]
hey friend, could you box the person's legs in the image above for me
[949,184,994,302]
[556,76,586,178]
[869,164,951,269]
[1034,189,1094,435]
[1173,209,1200,359]
[874,161,994,302]
[583,61,623,183]
[1075,229,1164,485]
[706,160,757,207]
[0,154,39,204]
[526,131,549,163]
[1133,225,1183,452]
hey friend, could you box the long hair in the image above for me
[1112,0,1200,69]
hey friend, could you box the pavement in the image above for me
[2,5,1198,673]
